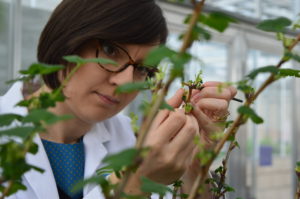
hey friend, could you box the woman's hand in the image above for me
[181,81,237,193]
[125,89,200,195]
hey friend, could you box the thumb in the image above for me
[167,88,184,108]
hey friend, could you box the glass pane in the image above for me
[166,34,228,97]
[0,0,12,95]
[246,49,293,199]
[21,0,61,69]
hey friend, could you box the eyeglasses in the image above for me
[95,40,158,81]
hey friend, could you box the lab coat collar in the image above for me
[2,82,112,198]
[23,122,111,198]
[24,135,60,199]
[83,122,111,195]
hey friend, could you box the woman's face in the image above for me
[61,41,157,124]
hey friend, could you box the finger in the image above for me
[155,109,187,143]
[150,109,170,130]
[167,88,185,108]
[202,81,238,98]
[171,115,198,150]
[228,86,237,98]
[194,98,229,114]
[191,104,221,137]
[202,81,222,87]
[191,87,232,103]
[150,89,185,129]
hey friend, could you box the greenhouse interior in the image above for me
[0,0,300,199]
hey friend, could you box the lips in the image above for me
[94,92,121,105]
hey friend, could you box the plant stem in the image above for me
[214,140,235,199]
[55,63,82,94]
[188,32,300,199]
[180,0,206,54]
[113,1,207,197]
[0,180,13,199]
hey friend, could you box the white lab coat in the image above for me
[0,82,136,199]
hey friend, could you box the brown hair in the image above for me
[38,0,168,89]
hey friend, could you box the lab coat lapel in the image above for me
[1,83,59,198]
[83,122,111,195]
[24,135,59,199]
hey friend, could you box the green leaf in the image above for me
[224,184,235,192]
[285,52,300,62]
[159,101,174,111]
[257,17,292,32]
[115,82,150,94]
[238,106,264,124]
[192,25,211,41]
[237,80,254,94]
[28,143,39,154]
[7,181,27,196]
[170,52,192,78]
[140,177,173,196]
[103,148,138,171]
[184,103,193,113]
[201,12,236,32]
[278,68,300,78]
[0,114,23,127]
[63,55,117,65]
[173,180,183,188]
[0,126,35,138]
[72,175,108,193]
[20,63,64,75]
[22,109,72,125]
[144,46,177,66]
[246,66,278,80]
[96,165,114,177]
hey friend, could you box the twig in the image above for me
[214,141,235,199]
[0,181,13,199]
[187,32,300,199]
[113,1,208,198]
[180,0,206,54]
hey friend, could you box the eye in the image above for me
[101,42,120,57]
[134,65,149,77]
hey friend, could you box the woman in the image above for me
[1,0,236,198]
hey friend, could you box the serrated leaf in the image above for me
[140,177,173,196]
[247,66,278,80]
[278,68,300,78]
[201,12,236,32]
[144,46,177,66]
[7,181,27,196]
[170,52,191,78]
[0,114,23,127]
[103,148,138,171]
[115,82,150,94]
[20,63,64,75]
[238,106,264,124]
[257,17,292,32]
[0,126,35,138]
[22,109,72,125]
[63,55,117,65]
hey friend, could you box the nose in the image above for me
[109,65,134,86]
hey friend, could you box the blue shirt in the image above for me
[42,139,85,199]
